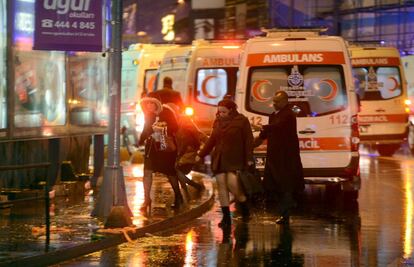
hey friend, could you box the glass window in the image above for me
[247,65,348,117]
[68,53,109,126]
[196,68,228,106]
[353,66,402,100]
[14,50,66,128]
[0,0,6,129]
[121,50,140,105]
[157,69,187,97]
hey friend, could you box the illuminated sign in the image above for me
[34,0,103,51]
[161,14,175,41]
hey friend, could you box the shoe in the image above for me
[140,199,152,213]
[275,216,289,224]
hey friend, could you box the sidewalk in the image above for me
[0,165,214,267]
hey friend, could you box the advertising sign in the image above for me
[34,0,103,52]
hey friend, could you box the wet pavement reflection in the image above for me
[61,153,414,266]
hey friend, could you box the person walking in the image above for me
[148,76,184,111]
[196,99,254,228]
[138,97,183,213]
[174,110,207,194]
[254,90,304,224]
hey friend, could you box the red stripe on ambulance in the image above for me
[351,57,400,66]
[358,114,408,124]
[254,137,351,152]
[246,52,346,66]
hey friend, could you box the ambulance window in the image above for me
[196,68,228,106]
[302,66,347,116]
[144,69,158,94]
[247,66,347,117]
[157,69,187,97]
[353,66,402,100]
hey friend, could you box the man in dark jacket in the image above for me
[148,76,184,111]
[255,90,304,224]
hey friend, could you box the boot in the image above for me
[218,206,232,228]
[239,201,250,222]
[172,193,184,210]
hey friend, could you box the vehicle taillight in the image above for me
[351,114,360,151]
[184,106,194,116]
[404,99,412,113]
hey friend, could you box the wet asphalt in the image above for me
[57,147,414,267]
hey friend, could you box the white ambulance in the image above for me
[156,39,242,132]
[235,29,360,199]
[350,45,410,156]
[120,43,178,147]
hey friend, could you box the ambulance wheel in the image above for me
[377,144,398,157]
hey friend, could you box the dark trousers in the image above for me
[277,192,294,217]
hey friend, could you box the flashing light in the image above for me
[133,59,139,65]
[184,106,194,116]
[405,99,412,106]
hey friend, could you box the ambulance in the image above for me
[120,43,178,147]
[156,39,242,132]
[235,29,360,199]
[350,45,410,156]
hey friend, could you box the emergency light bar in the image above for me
[263,27,328,38]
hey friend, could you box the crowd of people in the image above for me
[137,76,305,226]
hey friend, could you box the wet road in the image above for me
[59,152,414,267]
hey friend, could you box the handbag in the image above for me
[239,164,263,198]
[158,126,177,152]
[176,150,198,174]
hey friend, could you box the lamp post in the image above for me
[92,0,132,228]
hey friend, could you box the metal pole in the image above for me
[92,0,132,225]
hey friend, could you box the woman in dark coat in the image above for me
[138,97,183,212]
[197,99,254,227]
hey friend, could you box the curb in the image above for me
[0,189,215,267]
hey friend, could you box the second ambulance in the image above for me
[235,29,360,199]
[350,45,410,156]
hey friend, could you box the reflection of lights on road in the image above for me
[184,229,195,267]
[132,180,145,227]
[403,163,413,258]
[127,250,145,267]
[132,165,143,178]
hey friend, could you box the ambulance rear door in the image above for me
[157,46,193,101]
[191,44,241,131]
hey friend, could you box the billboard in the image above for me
[33,0,103,52]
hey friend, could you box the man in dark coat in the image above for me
[148,76,184,111]
[256,90,304,224]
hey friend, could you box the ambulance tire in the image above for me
[377,144,398,157]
